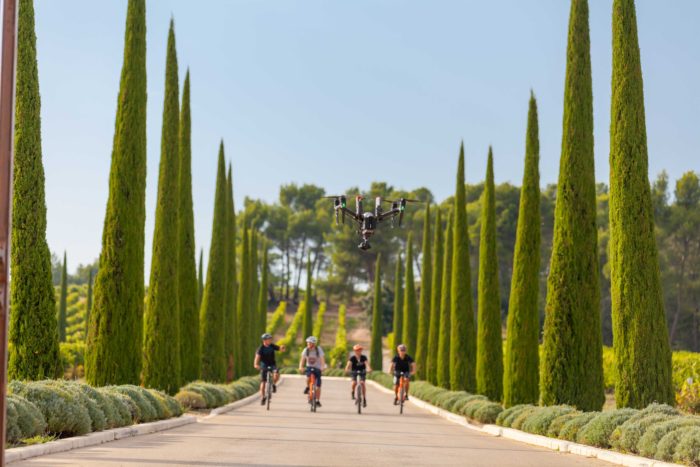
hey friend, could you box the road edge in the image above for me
[364,380,680,467]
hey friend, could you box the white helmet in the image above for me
[305,336,317,344]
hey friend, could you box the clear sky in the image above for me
[19,1,700,272]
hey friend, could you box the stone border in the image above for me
[365,380,681,467]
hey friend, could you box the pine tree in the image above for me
[392,253,403,350]
[85,269,93,340]
[143,20,181,394]
[258,242,269,336]
[225,166,237,380]
[402,234,417,353]
[236,221,250,377]
[541,0,604,411]
[450,143,476,392]
[58,252,68,343]
[178,69,199,384]
[436,212,454,389]
[302,255,313,340]
[197,249,204,310]
[9,0,62,380]
[371,254,383,371]
[86,0,147,386]
[426,207,443,384]
[609,0,673,408]
[476,148,503,401]
[415,204,432,379]
[200,143,228,382]
[503,92,541,407]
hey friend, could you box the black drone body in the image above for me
[324,195,420,250]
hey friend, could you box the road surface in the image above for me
[16,377,607,466]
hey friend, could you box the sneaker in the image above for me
[405,396,409,401]
[316,401,322,408]
[393,397,399,406]
[303,387,309,395]
[260,397,266,405]
[363,400,367,408]
[272,384,277,393]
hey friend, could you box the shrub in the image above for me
[576,408,638,448]
[43,380,107,432]
[611,413,674,454]
[637,416,700,459]
[520,406,576,436]
[656,426,688,462]
[433,391,467,410]
[9,380,92,436]
[558,412,597,441]
[473,402,503,424]
[547,412,582,438]
[673,426,700,465]
[672,351,700,391]
[511,406,541,430]
[496,404,533,427]
[463,399,490,419]
[329,304,348,368]
[454,395,487,415]
[266,301,287,335]
[97,389,133,426]
[138,388,171,420]
[109,385,158,423]
[368,371,393,389]
[175,390,207,410]
[148,389,182,418]
[676,379,700,414]
[6,394,46,444]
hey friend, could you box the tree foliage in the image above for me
[371,255,383,371]
[402,233,417,353]
[427,207,443,384]
[415,204,432,379]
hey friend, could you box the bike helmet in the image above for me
[353,344,363,351]
[397,344,407,351]
[305,336,317,344]
[261,333,272,340]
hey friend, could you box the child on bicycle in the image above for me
[390,344,416,405]
[254,333,286,405]
[344,344,372,407]
[299,336,325,407]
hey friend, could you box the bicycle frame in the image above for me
[308,371,317,412]
[265,369,273,411]
[355,372,364,414]
[398,373,409,414]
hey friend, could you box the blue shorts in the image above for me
[260,364,278,381]
[393,372,411,386]
[305,367,322,387]
[351,370,367,381]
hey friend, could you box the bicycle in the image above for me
[354,371,365,414]
[308,370,318,413]
[397,372,409,415]
[264,366,274,411]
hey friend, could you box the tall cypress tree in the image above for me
[85,269,93,341]
[476,148,503,401]
[371,254,383,371]
[197,249,204,310]
[402,234,417,353]
[249,230,259,361]
[436,212,454,389]
[450,143,476,392]
[415,205,432,379]
[609,0,673,408]
[225,166,237,380]
[302,255,313,339]
[200,143,228,382]
[8,0,61,380]
[236,221,250,377]
[258,242,269,336]
[143,20,181,394]
[87,0,147,386]
[426,208,443,384]
[541,0,604,411]
[504,93,541,407]
[392,253,403,349]
[178,69,199,384]
[58,252,68,343]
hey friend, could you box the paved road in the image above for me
[17,377,607,466]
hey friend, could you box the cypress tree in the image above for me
[236,221,250,377]
[143,20,181,394]
[402,234,417,353]
[436,212,454,389]
[178,69,199,384]
[86,0,147,386]
[258,242,269,336]
[58,252,68,343]
[450,143,476,392]
[609,0,673,407]
[415,204,432,379]
[249,230,259,360]
[224,166,237,380]
[541,0,604,411]
[302,255,313,339]
[9,0,61,380]
[392,253,403,349]
[503,93,541,408]
[197,249,204,310]
[85,269,93,340]
[200,143,228,382]
[476,148,503,401]
[426,208,443,384]
[371,254,383,371]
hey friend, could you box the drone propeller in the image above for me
[382,198,423,204]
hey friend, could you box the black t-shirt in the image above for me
[392,354,414,374]
[257,344,280,366]
[349,354,368,372]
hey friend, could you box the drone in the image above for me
[324,195,421,250]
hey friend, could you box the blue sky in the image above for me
[23,1,700,272]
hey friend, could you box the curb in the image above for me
[203,378,286,419]
[364,380,680,467]
[6,415,196,464]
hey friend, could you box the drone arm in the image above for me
[339,206,361,223]
[377,209,400,222]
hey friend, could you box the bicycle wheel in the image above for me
[399,382,405,415]
[266,373,272,411]
[356,380,362,415]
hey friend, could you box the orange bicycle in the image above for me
[306,368,319,412]
[397,372,409,414]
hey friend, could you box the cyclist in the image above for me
[389,344,416,405]
[253,333,286,405]
[344,344,372,407]
[298,336,325,407]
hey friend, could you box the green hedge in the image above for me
[329,304,348,368]
[175,376,260,410]
[266,301,287,336]
[277,303,305,349]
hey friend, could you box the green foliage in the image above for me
[58,253,68,342]
[450,144,476,392]
[85,269,93,339]
[547,412,582,438]
[143,20,181,394]
[266,301,287,335]
[247,230,259,372]
[415,204,432,379]
[576,408,638,448]
[312,302,327,342]
[391,254,403,349]
[302,255,313,340]
[611,413,675,453]
[609,0,673,408]
[59,342,85,378]
[558,413,597,441]
[225,166,237,379]
[330,304,348,368]
[9,0,61,381]
[200,144,228,382]
[176,376,260,410]
[677,379,700,414]
[236,222,251,377]
[402,234,417,353]
[197,249,204,310]
[436,212,453,389]
[277,303,304,349]
[426,208,443,384]
[371,256,383,371]
[178,70,200,384]
[637,416,700,459]
[520,406,577,436]
[504,93,541,408]
[673,426,700,465]
[258,243,269,336]
[6,394,46,444]
[541,0,604,411]
[476,150,503,402]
